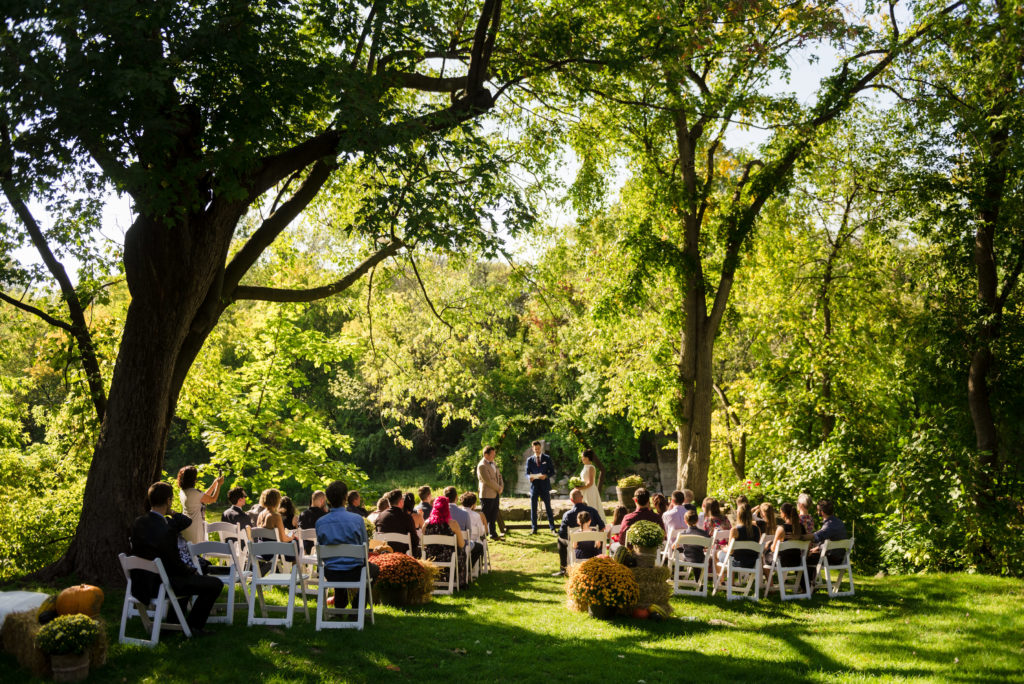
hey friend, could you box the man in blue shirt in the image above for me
[807,499,849,586]
[553,488,605,575]
[526,440,556,533]
[316,480,379,608]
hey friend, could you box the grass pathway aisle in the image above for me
[4,534,1024,683]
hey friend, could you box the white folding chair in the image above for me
[669,535,713,597]
[567,530,606,567]
[296,528,320,597]
[479,536,491,574]
[374,532,414,556]
[246,540,309,627]
[315,544,375,630]
[189,541,248,623]
[714,539,764,602]
[248,526,284,572]
[207,521,245,561]
[421,535,458,595]
[764,540,811,600]
[708,528,730,584]
[118,554,192,646]
[815,538,855,597]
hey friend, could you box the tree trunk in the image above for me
[675,272,715,500]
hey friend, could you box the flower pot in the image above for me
[377,584,411,607]
[632,546,659,567]
[50,652,89,683]
[588,604,617,619]
[616,486,638,511]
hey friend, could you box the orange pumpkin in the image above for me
[631,606,650,620]
[56,584,104,617]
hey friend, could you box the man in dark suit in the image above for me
[807,499,849,586]
[129,481,223,635]
[375,489,421,557]
[220,487,251,531]
[526,440,556,533]
[553,488,605,575]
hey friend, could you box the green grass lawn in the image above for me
[4,533,1024,683]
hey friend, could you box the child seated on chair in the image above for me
[573,511,603,561]
[677,509,710,580]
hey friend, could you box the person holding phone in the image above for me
[177,465,225,545]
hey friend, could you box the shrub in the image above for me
[567,556,640,610]
[626,520,665,548]
[617,474,643,488]
[35,614,99,656]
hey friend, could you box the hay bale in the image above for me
[630,566,672,613]
[0,610,48,678]
[0,611,108,678]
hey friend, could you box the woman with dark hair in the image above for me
[578,449,602,512]
[608,505,628,545]
[404,492,424,529]
[177,465,225,545]
[279,496,298,530]
[422,496,467,588]
[723,502,760,569]
[651,493,669,517]
[701,498,732,551]
[772,502,811,568]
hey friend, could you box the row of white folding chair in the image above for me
[420,534,459,594]
[814,538,855,597]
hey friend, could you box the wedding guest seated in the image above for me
[404,492,424,529]
[616,488,664,544]
[806,499,849,586]
[375,489,421,557]
[662,490,688,545]
[722,502,760,569]
[279,496,298,531]
[555,488,605,576]
[316,480,379,609]
[256,488,298,542]
[298,490,328,553]
[246,500,265,526]
[798,493,816,534]
[346,490,369,517]
[680,488,697,513]
[458,492,486,569]
[573,511,603,561]
[697,496,713,527]
[367,496,389,524]
[757,502,779,564]
[422,496,467,588]
[651,493,669,517]
[702,498,732,550]
[772,502,811,568]
[610,505,628,529]
[416,486,434,519]
[130,481,223,635]
[676,509,710,579]
[221,487,251,533]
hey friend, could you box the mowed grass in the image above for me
[3,533,1024,683]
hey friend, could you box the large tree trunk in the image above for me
[43,213,232,583]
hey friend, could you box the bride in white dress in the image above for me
[579,449,603,513]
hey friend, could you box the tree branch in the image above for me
[232,240,404,303]
[407,252,454,331]
[0,290,72,331]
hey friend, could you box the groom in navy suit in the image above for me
[526,440,556,533]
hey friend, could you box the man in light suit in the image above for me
[476,445,504,541]
[526,440,556,533]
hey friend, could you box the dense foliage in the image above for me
[1,0,1021,581]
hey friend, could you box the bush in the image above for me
[626,520,665,548]
[617,474,643,488]
[373,552,428,588]
[35,614,99,656]
[567,556,640,610]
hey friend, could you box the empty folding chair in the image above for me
[189,541,248,623]
[567,530,607,567]
[815,538,855,597]
[421,535,458,595]
[118,553,192,646]
[315,543,375,630]
[606,524,622,555]
[669,534,713,597]
[714,539,764,602]
[246,540,309,627]
[764,540,811,600]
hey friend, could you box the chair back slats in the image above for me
[318,544,367,561]
[422,534,457,547]
[674,534,713,550]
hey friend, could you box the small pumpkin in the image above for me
[56,584,105,617]
[631,606,650,620]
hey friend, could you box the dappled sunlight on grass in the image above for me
[2,534,1022,682]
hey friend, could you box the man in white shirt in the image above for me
[662,490,689,545]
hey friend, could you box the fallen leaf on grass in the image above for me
[386,665,401,672]
[708,619,737,627]
[453,648,468,655]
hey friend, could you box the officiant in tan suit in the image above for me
[477,445,504,540]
